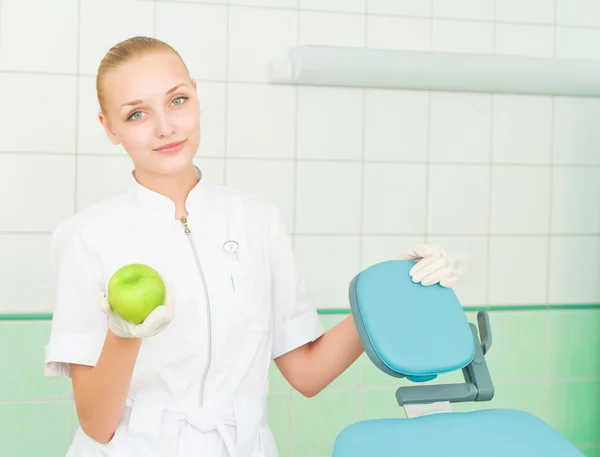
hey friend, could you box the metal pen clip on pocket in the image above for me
[223,240,239,291]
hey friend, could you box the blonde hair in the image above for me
[96,36,189,115]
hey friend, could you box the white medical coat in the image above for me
[45,168,325,457]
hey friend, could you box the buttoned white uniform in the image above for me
[45,169,325,457]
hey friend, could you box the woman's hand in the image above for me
[400,244,459,288]
[99,284,175,338]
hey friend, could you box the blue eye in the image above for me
[172,96,188,106]
[128,111,144,121]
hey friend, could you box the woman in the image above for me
[45,36,459,457]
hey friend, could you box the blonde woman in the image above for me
[45,36,459,457]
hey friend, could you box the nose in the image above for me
[154,111,176,138]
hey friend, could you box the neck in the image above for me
[134,164,199,219]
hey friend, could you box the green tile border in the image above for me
[318,303,600,314]
[0,314,54,321]
[478,304,600,312]
[1,303,599,320]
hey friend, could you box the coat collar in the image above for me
[127,165,208,215]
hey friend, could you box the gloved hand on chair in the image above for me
[400,244,459,288]
[99,284,175,338]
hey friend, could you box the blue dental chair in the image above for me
[333,259,584,457]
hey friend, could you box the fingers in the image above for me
[401,243,459,288]
[419,267,452,286]
[164,303,174,323]
[411,256,448,283]
[142,305,168,327]
[162,283,176,321]
[164,282,175,308]
[439,272,458,288]
[131,303,173,338]
[409,254,443,278]
[409,245,447,277]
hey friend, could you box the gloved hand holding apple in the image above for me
[100,263,174,339]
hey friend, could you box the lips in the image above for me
[154,140,186,153]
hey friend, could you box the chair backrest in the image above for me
[349,259,494,406]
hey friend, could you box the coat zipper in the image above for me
[180,216,212,407]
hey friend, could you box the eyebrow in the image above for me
[120,83,188,107]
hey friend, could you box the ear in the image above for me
[191,78,198,90]
[98,112,121,145]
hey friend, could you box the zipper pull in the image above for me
[180,217,191,234]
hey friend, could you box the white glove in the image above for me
[400,244,458,288]
[99,285,175,339]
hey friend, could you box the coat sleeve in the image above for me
[44,219,108,378]
[267,204,325,360]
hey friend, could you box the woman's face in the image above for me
[99,51,200,176]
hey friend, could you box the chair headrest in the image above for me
[349,260,475,382]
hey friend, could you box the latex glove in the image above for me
[99,285,175,338]
[399,244,458,288]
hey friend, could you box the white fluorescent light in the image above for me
[269,46,600,97]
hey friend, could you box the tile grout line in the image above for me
[356,6,368,422]
[222,1,231,185]
[0,398,75,404]
[70,4,82,439]
[486,11,497,310]
[3,231,600,237]
[424,91,432,245]
[424,0,433,244]
[73,0,82,215]
[68,397,75,442]
[6,151,598,168]
[153,0,157,37]
[553,0,559,57]
[291,1,300,252]
[294,232,600,237]
[4,69,600,105]
[0,0,3,66]
[491,0,497,54]
[150,0,600,32]
[292,370,600,391]
[287,374,600,392]
[288,7,300,456]
[71,1,83,442]
[6,369,600,405]
[357,1,367,273]
[547,94,557,302]
[543,90,557,422]
[485,92,495,308]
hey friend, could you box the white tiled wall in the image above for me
[1,0,599,313]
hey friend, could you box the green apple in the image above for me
[107,263,166,324]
